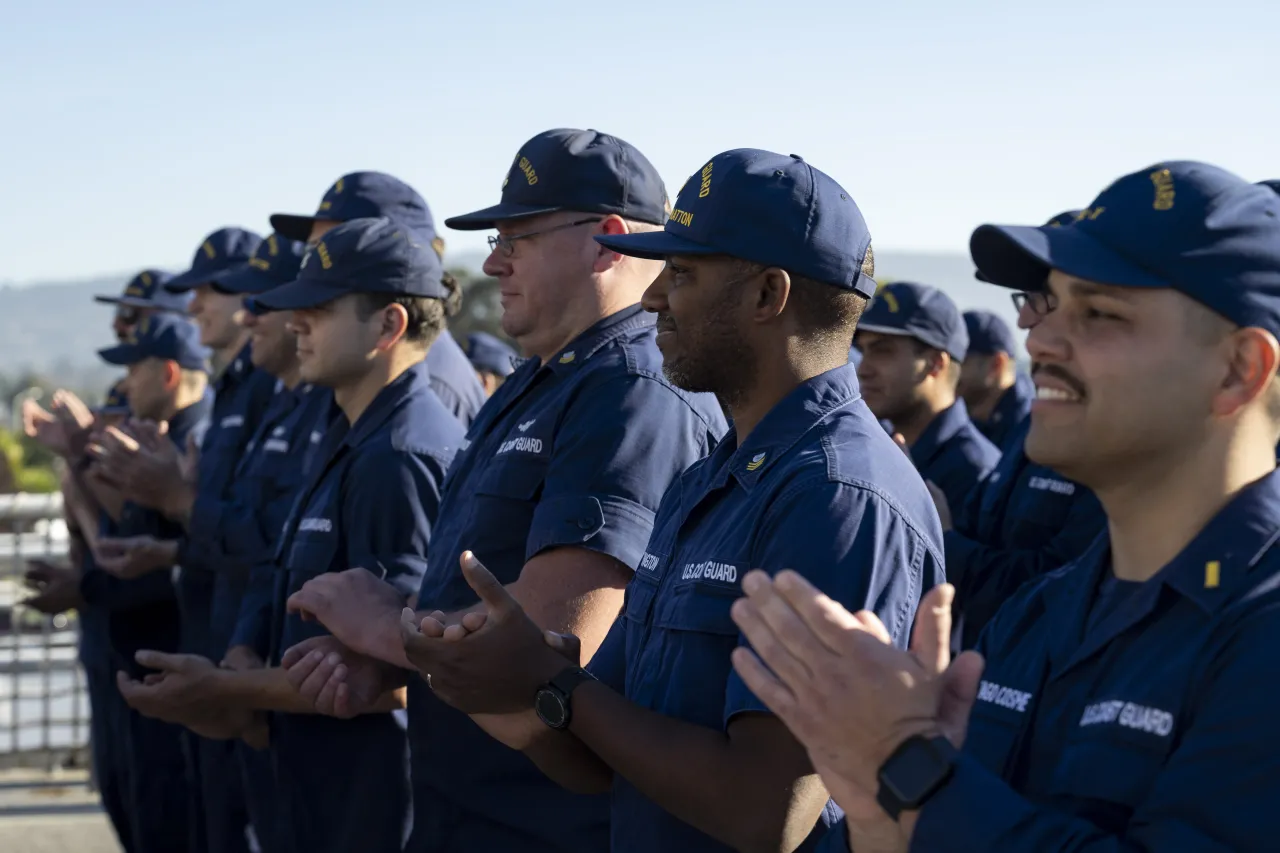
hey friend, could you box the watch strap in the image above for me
[548,665,597,699]
[875,734,958,821]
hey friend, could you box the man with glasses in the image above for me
[732,161,1280,853]
[281,128,728,852]
[930,213,1104,650]
[94,268,193,340]
[269,170,486,427]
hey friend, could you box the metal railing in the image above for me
[0,492,89,772]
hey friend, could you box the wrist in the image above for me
[165,482,196,523]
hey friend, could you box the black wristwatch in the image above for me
[875,734,958,820]
[534,666,597,730]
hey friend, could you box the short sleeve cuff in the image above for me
[585,618,627,692]
[812,820,851,853]
[527,494,656,571]
[352,553,430,599]
[723,667,773,729]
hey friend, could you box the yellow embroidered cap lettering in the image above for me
[698,160,714,198]
[879,288,900,314]
[669,208,694,228]
[518,157,539,186]
[139,272,152,286]
[1150,168,1175,211]
[1204,560,1220,589]
[201,240,217,259]
[266,236,279,256]
[559,351,576,364]
[315,242,333,270]
[746,452,766,472]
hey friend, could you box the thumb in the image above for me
[134,650,181,672]
[910,583,955,676]
[543,631,582,665]
[459,551,516,616]
[938,651,984,749]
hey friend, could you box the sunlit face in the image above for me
[119,358,170,421]
[855,331,932,422]
[188,285,244,350]
[287,295,388,388]
[1021,270,1224,484]
[242,308,298,378]
[640,254,756,402]
[481,213,602,348]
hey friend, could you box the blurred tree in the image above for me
[0,427,58,493]
[446,267,515,347]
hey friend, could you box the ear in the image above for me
[919,349,950,381]
[592,215,629,274]
[990,351,1013,382]
[751,268,792,325]
[377,302,410,351]
[161,359,182,392]
[1212,327,1280,418]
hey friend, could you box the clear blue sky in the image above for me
[1,0,1274,283]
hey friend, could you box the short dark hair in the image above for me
[355,283,451,348]
[735,246,874,346]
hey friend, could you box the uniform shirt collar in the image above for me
[542,304,653,375]
[216,340,256,391]
[709,363,863,492]
[343,360,432,449]
[911,399,974,469]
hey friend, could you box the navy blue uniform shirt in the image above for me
[974,372,1034,451]
[81,393,214,678]
[187,381,332,659]
[589,363,946,853]
[266,360,461,853]
[176,342,279,657]
[426,330,487,428]
[819,467,1280,853]
[947,417,1105,649]
[408,304,727,853]
[909,399,1000,514]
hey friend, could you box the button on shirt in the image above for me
[819,468,1280,853]
[266,361,462,853]
[946,418,1105,649]
[175,342,279,657]
[974,372,1034,451]
[408,304,728,853]
[80,393,214,679]
[910,399,1000,514]
[426,330,487,428]
[589,364,946,853]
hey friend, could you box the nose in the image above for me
[641,266,672,315]
[482,246,509,278]
[1016,299,1042,330]
[1025,308,1070,365]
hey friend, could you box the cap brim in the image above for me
[269,213,321,242]
[854,324,916,339]
[254,279,350,311]
[212,265,282,295]
[443,202,565,231]
[594,230,718,260]
[163,266,217,293]
[970,224,1168,292]
[97,343,143,366]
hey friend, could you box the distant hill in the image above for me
[0,249,1017,385]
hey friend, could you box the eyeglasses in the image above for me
[487,218,603,258]
[115,306,141,325]
[1011,290,1058,317]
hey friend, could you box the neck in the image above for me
[895,389,955,448]
[159,382,206,423]
[334,346,423,426]
[213,330,252,375]
[526,276,646,363]
[728,350,845,443]
[1099,431,1276,582]
[278,362,303,391]
[969,378,1014,423]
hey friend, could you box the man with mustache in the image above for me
[729,161,1280,852]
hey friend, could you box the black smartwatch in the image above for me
[875,734,958,820]
[534,666,597,730]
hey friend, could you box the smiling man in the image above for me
[728,161,1280,853]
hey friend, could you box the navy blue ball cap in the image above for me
[270,172,443,256]
[254,217,447,311]
[971,162,1280,335]
[464,331,518,377]
[963,309,1018,356]
[974,210,1082,284]
[445,128,668,231]
[596,149,875,297]
[857,281,968,361]
[211,233,306,295]
[1260,179,1280,195]
[94,268,191,312]
[97,313,210,371]
[165,227,263,293]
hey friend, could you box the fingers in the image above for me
[910,584,955,676]
[419,612,447,638]
[442,624,469,642]
[281,636,327,670]
[459,551,516,616]
[134,650,183,672]
[730,577,818,689]
[730,647,798,716]
[460,611,488,633]
[543,631,582,664]
[295,651,342,709]
[938,651,985,749]
[771,570,874,652]
[333,683,354,720]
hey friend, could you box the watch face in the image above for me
[883,738,950,803]
[535,688,569,729]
